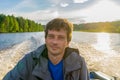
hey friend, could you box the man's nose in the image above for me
[52,37,59,44]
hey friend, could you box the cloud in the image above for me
[13,8,86,24]
[79,0,120,23]
[4,0,52,13]
[73,0,89,3]
[2,0,120,24]
[48,0,62,4]
[1,0,98,14]
[1,0,37,13]
[12,9,60,24]
[56,0,99,11]
[60,3,69,7]
[111,0,120,5]
[44,0,98,11]
[13,0,39,11]
[67,17,86,24]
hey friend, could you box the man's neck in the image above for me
[48,53,64,65]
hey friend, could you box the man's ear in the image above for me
[45,38,47,43]
[67,41,70,47]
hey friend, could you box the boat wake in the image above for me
[70,42,120,79]
[0,36,43,80]
[0,38,120,79]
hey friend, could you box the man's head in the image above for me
[45,18,73,56]
[45,18,73,42]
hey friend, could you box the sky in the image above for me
[0,0,120,24]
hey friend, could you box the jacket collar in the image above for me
[63,47,82,74]
[32,44,82,79]
[32,56,52,80]
[32,44,46,59]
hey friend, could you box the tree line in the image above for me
[1,13,120,33]
[0,14,43,33]
[74,21,120,33]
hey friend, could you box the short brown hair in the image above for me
[45,18,73,42]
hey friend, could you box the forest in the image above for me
[0,14,43,33]
[0,14,120,33]
[74,21,120,33]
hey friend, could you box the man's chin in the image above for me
[50,51,60,56]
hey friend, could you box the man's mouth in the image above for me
[51,46,59,50]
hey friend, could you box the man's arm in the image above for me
[80,57,90,80]
[3,54,31,80]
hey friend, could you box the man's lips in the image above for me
[51,46,59,50]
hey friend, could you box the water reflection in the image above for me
[93,32,111,53]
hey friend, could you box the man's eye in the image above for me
[47,35,54,38]
[58,36,65,40]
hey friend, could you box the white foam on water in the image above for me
[70,41,120,78]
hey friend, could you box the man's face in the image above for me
[45,29,69,56]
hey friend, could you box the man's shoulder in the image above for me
[64,47,82,59]
[66,47,79,54]
[26,44,46,59]
[65,47,80,56]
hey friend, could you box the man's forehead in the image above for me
[48,29,67,32]
[47,29,67,36]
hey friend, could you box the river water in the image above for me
[0,32,120,79]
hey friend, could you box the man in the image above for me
[3,18,89,80]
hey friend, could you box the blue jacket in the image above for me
[3,44,89,80]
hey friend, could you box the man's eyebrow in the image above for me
[47,33,54,35]
[57,34,66,36]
